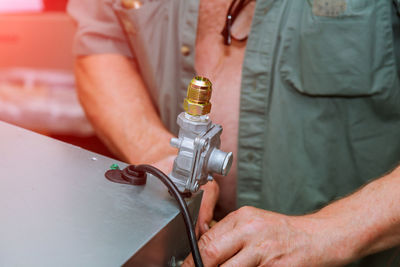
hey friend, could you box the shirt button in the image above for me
[181,45,191,56]
[247,152,254,162]
[121,0,142,9]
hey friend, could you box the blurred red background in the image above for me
[0,0,115,158]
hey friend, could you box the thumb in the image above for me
[196,181,219,236]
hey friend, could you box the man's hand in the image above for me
[152,155,176,174]
[182,206,332,267]
[183,166,400,267]
[196,181,219,236]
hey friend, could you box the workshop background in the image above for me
[0,0,114,157]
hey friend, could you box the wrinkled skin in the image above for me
[182,206,341,267]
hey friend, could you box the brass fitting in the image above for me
[121,0,142,9]
[183,76,212,116]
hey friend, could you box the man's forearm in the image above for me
[182,165,400,267]
[75,54,176,163]
[305,165,400,264]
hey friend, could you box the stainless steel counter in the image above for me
[0,121,201,266]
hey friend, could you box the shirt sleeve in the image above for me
[67,0,133,57]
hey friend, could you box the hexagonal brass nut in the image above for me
[183,99,211,116]
[121,0,142,9]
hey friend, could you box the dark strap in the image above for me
[394,0,400,17]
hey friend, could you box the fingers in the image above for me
[220,248,259,267]
[199,229,244,266]
[182,253,194,267]
[183,213,245,267]
[196,203,210,237]
[197,181,219,235]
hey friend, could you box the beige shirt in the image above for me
[67,0,255,215]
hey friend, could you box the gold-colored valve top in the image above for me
[183,76,212,116]
[121,0,142,9]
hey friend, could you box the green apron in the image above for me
[238,0,400,266]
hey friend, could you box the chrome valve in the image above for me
[169,77,233,193]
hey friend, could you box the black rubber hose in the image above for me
[134,164,204,267]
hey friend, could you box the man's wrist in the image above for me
[291,210,364,266]
[300,190,389,266]
[126,131,177,164]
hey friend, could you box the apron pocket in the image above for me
[280,0,396,97]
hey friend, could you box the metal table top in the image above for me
[0,121,200,266]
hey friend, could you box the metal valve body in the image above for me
[169,77,233,193]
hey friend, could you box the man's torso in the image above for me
[196,0,255,216]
